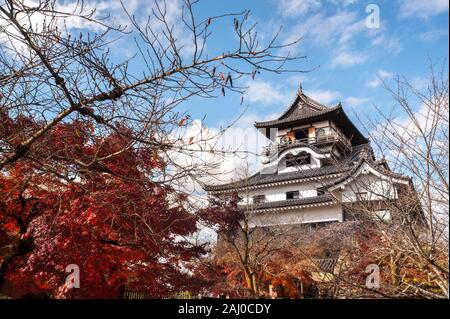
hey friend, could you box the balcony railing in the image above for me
[262,126,351,156]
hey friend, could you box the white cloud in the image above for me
[314,12,361,45]
[308,89,341,105]
[244,80,287,105]
[338,18,367,45]
[46,0,139,30]
[277,0,321,17]
[279,6,389,73]
[56,0,137,30]
[367,69,394,89]
[234,111,281,128]
[410,76,429,91]
[371,35,403,54]
[330,49,369,68]
[167,117,270,197]
[399,0,449,19]
[345,96,369,107]
[377,69,394,78]
[0,0,196,57]
[281,0,358,16]
[419,29,449,42]
[281,10,366,52]
[329,0,358,5]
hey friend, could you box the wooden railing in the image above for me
[262,126,351,156]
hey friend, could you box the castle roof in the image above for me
[254,85,368,146]
[204,164,351,193]
[243,194,336,212]
[203,144,372,193]
[203,144,414,214]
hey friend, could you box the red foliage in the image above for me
[0,113,203,298]
[197,197,312,298]
[198,192,244,237]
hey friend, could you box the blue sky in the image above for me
[45,0,448,134]
[93,0,448,181]
[10,0,446,179]
[178,0,449,131]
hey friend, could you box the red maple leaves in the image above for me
[0,113,203,298]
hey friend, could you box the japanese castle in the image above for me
[204,84,414,228]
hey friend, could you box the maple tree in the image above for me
[197,192,317,298]
[0,0,301,298]
[195,185,392,299]
[0,114,205,298]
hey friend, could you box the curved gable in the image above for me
[278,146,330,161]
[327,160,410,192]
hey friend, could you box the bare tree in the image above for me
[365,63,448,298]
[0,0,303,191]
[319,63,449,299]
[198,63,449,299]
[0,0,309,298]
[197,165,351,299]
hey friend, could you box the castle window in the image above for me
[286,152,311,167]
[294,128,308,140]
[286,191,300,200]
[253,195,266,204]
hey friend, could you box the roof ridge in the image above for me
[255,103,342,127]
[247,194,334,210]
[299,93,329,112]
[271,84,331,122]
[320,157,409,190]
[204,164,353,192]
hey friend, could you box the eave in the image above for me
[204,167,350,194]
[241,194,337,213]
[322,158,411,192]
[255,105,368,146]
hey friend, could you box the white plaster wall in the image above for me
[341,173,398,202]
[240,181,330,204]
[248,204,343,227]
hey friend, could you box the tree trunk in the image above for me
[243,267,258,297]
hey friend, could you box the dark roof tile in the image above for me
[204,165,351,192]
[204,143,373,192]
[254,88,368,145]
[312,258,339,273]
[244,194,335,211]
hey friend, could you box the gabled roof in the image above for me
[254,85,338,128]
[277,85,329,120]
[203,143,373,193]
[244,194,335,212]
[254,84,368,146]
[204,165,351,192]
[320,155,411,192]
